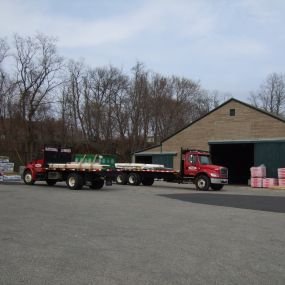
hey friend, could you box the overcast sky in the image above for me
[1,0,285,101]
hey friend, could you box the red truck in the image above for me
[22,146,113,190]
[116,148,228,191]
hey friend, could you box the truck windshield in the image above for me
[199,155,212,165]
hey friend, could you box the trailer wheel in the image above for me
[142,177,154,186]
[116,173,128,185]
[23,170,35,185]
[195,175,210,191]
[90,179,104,190]
[66,173,84,190]
[46,179,57,186]
[128,173,141,185]
[211,184,223,191]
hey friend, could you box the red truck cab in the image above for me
[181,149,228,191]
[23,146,72,185]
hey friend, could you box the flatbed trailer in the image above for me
[115,166,178,186]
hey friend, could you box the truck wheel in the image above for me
[46,179,57,186]
[128,173,141,185]
[90,179,104,190]
[23,170,35,185]
[195,175,210,191]
[66,173,84,190]
[211,184,223,191]
[142,177,154,186]
[116,173,128,185]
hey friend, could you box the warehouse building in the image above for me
[133,98,285,184]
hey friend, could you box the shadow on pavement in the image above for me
[159,193,285,213]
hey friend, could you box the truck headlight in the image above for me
[211,173,219,177]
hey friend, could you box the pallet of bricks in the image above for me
[0,156,21,182]
[250,165,285,189]
[277,168,285,189]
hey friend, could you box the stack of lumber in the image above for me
[115,163,165,170]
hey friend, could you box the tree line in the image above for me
[0,34,284,165]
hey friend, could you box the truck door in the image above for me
[184,153,198,176]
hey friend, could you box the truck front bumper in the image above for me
[211,178,228,184]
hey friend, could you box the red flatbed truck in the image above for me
[22,146,113,190]
[115,148,228,191]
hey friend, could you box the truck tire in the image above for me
[195,175,210,191]
[46,179,57,186]
[128,173,141,185]
[116,173,128,185]
[90,179,104,190]
[142,177,154,186]
[66,173,84,190]
[211,184,223,191]
[23,170,35,185]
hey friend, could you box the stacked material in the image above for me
[263,178,278,188]
[0,156,21,182]
[278,179,285,187]
[48,162,109,170]
[278,168,285,178]
[251,178,263,188]
[115,163,165,170]
[0,156,14,173]
[250,166,266,188]
[276,168,285,187]
[278,169,285,187]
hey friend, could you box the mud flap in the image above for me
[105,178,112,186]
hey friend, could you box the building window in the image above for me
[229,109,235,116]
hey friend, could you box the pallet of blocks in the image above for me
[271,168,285,190]
[250,166,266,188]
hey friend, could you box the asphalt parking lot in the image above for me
[1,181,285,285]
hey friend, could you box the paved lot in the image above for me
[0,181,285,285]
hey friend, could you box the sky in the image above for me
[0,0,285,102]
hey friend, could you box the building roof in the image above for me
[161,97,285,143]
[134,97,285,154]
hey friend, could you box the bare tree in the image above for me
[0,38,10,118]
[13,33,63,160]
[249,73,285,116]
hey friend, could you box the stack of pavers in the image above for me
[278,168,285,187]
[250,165,284,189]
[0,156,21,182]
[250,166,266,188]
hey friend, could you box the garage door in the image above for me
[255,142,285,178]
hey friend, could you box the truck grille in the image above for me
[220,167,228,178]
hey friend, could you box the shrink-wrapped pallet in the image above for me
[251,178,263,188]
[278,168,285,179]
[278,179,285,187]
[250,166,266,178]
[263,178,278,188]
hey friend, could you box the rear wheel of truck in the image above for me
[90,179,104,190]
[195,175,210,191]
[116,173,128,185]
[141,177,154,186]
[23,170,35,185]
[66,173,84,190]
[211,184,223,191]
[46,179,57,186]
[128,173,141,185]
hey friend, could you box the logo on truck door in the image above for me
[188,166,197,170]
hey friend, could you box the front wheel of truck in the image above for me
[195,175,210,191]
[23,170,35,185]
